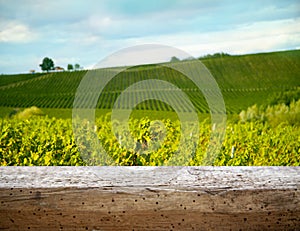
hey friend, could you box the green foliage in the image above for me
[264,100,300,127]
[170,56,180,62]
[214,121,300,166]
[240,98,300,127]
[74,63,81,70]
[199,52,231,59]
[67,64,73,71]
[239,105,262,122]
[1,116,299,166]
[14,106,44,119]
[267,88,300,107]
[0,117,84,166]
[39,57,54,72]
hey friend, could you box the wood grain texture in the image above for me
[0,166,299,230]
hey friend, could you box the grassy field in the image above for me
[0,49,299,119]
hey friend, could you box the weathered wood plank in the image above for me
[0,167,299,230]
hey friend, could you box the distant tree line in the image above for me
[39,57,82,72]
[170,52,231,63]
[67,63,81,71]
[199,52,231,59]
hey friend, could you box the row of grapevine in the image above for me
[0,73,45,87]
[1,116,299,166]
[0,71,85,108]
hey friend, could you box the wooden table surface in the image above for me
[0,166,299,230]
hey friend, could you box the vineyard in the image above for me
[0,50,299,115]
[0,49,300,166]
[1,116,299,166]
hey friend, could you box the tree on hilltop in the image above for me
[40,57,54,72]
[170,56,180,62]
[74,63,81,70]
[67,64,74,71]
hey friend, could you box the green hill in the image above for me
[0,50,299,116]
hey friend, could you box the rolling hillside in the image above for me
[0,49,299,115]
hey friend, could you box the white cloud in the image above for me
[63,18,300,70]
[96,44,191,68]
[116,18,300,57]
[88,16,112,29]
[0,21,37,43]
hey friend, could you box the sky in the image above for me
[0,0,299,74]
